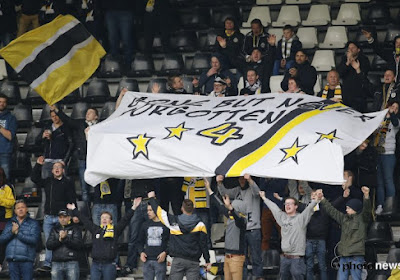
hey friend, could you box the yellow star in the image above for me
[127,134,154,159]
[316,129,341,143]
[280,138,307,164]
[165,122,193,140]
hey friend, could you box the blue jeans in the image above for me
[244,229,263,277]
[91,261,116,280]
[127,201,148,269]
[78,160,90,202]
[306,239,327,280]
[8,261,33,280]
[92,204,118,226]
[105,10,134,66]
[273,59,295,76]
[43,215,60,267]
[376,154,396,206]
[143,260,166,280]
[280,256,306,280]
[338,256,364,280]
[51,261,79,280]
[0,153,11,181]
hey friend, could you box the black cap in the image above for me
[58,210,69,217]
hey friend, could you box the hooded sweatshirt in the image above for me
[149,198,210,263]
[0,110,16,154]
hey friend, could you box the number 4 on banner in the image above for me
[197,122,243,146]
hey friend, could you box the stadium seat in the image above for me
[85,79,110,103]
[13,103,33,128]
[0,59,6,80]
[242,6,271,28]
[129,54,154,77]
[71,102,89,120]
[179,7,210,29]
[311,50,335,72]
[198,29,221,52]
[0,81,21,105]
[211,6,240,28]
[256,0,282,4]
[182,76,194,93]
[263,249,280,271]
[39,104,51,126]
[98,55,122,78]
[365,4,391,25]
[158,54,185,76]
[271,6,301,27]
[147,78,168,93]
[386,248,400,263]
[189,53,211,75]
[368,73,382,89]
[24,87,46,106]
[331,4,361,26]
[170,31,198,52]
[285,0,311,4]
[10,150,32,179]
[296,27,318,49]
[59,88,81,104]
[344,0,370,2]
[319,26,348,49]
[302,4,331,26]
[115,78,139,98]
[137,35,164,54]
[366,222,393,247]
[22,127,42,153]
[270,75,284,92]
[372,55,389,71]
[384,25,400,48]
[267,28,283,40]
[99,101,116,121]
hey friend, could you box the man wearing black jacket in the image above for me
[50,105,98,202]
[281,50,317,95]
[216,17,244,68]
[31,156,76,272]
[148,191,210,280]
[46,210,83,280]
[67,197,142,280]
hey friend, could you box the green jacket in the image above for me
[320,197,371,257]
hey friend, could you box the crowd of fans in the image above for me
[1,0,400,280]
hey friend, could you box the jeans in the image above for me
[78,160,90,202]
[127,202,148,269]
[338,256,364,280]
[224,254,245,280]
[194,208,211,248]
[305,239,328,280]
[143,260,166,280]
[43,215,60,267]
[159,177,184,215]
[280,256,306,280]
[8,261,34,280]
[105,11,134,66]
[92,204,118,226]
[244,229,263,277]
[0,153,11,181]
[273,59,295,76]
[91,261,116,280]
[51,261,79,280]
[376,154,396,206]
[169,257,199,280]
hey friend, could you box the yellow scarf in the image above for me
[321,84,342,100]
[374,116,391,154]
[100,181,111,199]
[103,224,114,239]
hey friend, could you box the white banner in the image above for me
[85,92,386,186]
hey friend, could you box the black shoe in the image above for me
[214,235,225,244]
[37,265,51,272]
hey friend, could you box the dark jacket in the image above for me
[0,215,40,262]
[99,0,134,11]
[55,110,89,161]
[16,0,42,15]
[149,197,210,263]
[37,123,73,163]
[93,178,121,205]
[372,83,400,112]
[31,163,76,216]
[275,36,302,61]
[210,193,246,255]
[72,208,134,263]
[198,68,237,95]
[137,219,169,261]
[320,198,372,257]
[243,30,271,57]
[281,61,317,95]
[46,222,83,262]
[259,178,287,210]
[306,205,330,240]
[0,110,17,154]
[337,53,371,113]
[0,0,17,33]
[216,29,245,64]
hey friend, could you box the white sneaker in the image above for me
[375,205,383,215]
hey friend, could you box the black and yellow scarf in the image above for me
[321,84,342,100]
[374,116,391,154]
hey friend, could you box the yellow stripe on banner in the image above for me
[0,15,77,69]
[34,38,106,105]
[226,103,346,176]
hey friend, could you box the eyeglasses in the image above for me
[284,202,295,206]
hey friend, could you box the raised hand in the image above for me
[361,186,370,198]
[268,34,277,46]
[66,203,76,210]
[132,197,142,210]
[259,191,266,199]
[148,191,156,198]
[222,195,233,210]
[361,29,372,40]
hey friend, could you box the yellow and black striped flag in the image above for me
[0,14,106,105]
